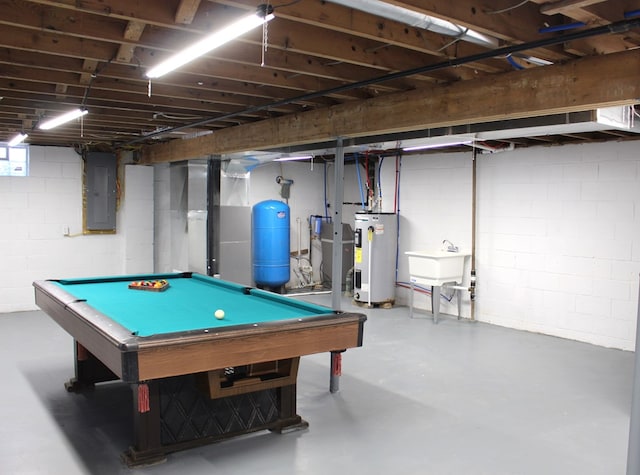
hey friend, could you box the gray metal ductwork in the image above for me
[326,0,499,48]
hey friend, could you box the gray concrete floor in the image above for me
[0,295,634,474]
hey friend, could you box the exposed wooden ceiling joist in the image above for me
[0,0,637,151]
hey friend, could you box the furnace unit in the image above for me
[353,212,397,307]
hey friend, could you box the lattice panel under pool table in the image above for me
[158,374,281,445]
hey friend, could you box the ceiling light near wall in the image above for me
[8,133,28,146]
[273,155,313,162]
[403,140,473,151]
[146,5,275,79]
[39,108,88,130]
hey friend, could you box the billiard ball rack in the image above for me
[128,279,170,291]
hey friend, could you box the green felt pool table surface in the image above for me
[52,273,334,337]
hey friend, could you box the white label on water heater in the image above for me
[375,224,384,234]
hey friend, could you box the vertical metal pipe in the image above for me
[627,278,640,474]
[470,147,477,321]
[206,157,221,276]
[330,137,345,394]
[331,137,345,311]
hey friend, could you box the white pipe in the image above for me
[327,0,498,48]
[367,228,372,307]
[297,217,301,258]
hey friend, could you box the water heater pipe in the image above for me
[470,147,477,321]
[297,217,301,258]
[367,226,373,307]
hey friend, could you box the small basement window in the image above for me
[0,143,29,177]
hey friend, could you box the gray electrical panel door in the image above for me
[85,152,117,231]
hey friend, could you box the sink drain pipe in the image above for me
[470,146,477,321]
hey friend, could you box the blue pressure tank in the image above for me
[252,200,290,287]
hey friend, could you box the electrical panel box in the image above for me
[84,152,117,232]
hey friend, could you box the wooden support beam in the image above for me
[540,0,607,16]
[79,60,98,85]
[55,83,68,99]
[139,48,640,164]
[117,21,146,63]
[175,0,202,24]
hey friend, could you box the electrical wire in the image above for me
[539,22,586,34]
[396,282,456,302]
[355,154,367,211]
[397,281,430,295]
[364,151,371,208]
[485,0,530,15]
[436,27,469,52]
[377,156,384,210]
[506,54,525,70]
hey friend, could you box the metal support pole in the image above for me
[330,137,345,393]
[331,137,345,311]
[626,279,640,474]
[206,157,221,276]
[431,285,441,324]
[470,147,477,320]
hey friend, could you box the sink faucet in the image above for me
[442,239,458,252]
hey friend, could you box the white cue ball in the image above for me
[214,309,225,320]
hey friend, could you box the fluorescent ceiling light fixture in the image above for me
[273,155,313,162]
[8,133,28,146]
[39,108,88,130]
[522,56,553,66]
[403,140,473,152]
[146,6,275,79]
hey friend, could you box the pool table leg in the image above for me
[270,384,309,434]
[329,350,344,393]
[65,341,118,392]
[122,381,167,467]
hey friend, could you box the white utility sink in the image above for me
[405,250,470,323]
[405,250,470,286]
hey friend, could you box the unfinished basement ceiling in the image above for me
[0,0,639,155]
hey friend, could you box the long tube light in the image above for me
[403,140,473,152]
[273,155,313,162]
[8,133,28,146]
[39,108,88,130]
[146,6,275,79]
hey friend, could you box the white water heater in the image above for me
[353,212,397,306]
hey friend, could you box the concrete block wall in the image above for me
[0,146,153,313]
[475,141,640,350]
[392,141,639,350]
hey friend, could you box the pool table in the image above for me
[33,272,366,466]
